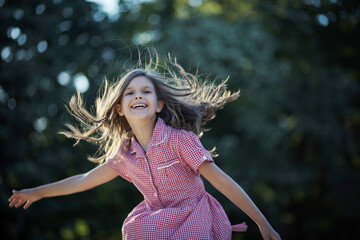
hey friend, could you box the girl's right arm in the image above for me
[8,163,118,210]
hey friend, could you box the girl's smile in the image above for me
[131,103,148,109]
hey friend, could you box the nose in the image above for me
[134,94,142,100]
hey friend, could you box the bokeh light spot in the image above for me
[26,85,37,97]
[93,11,105,22]
[189,0,202,7]
[58,34,70,46]
[15,49,26,61]
[34,117,48,132]
[8,27,21,39]
[36,4,46,15]
[75,33,89,46]
[13,9,24,20]
[8,98,16,110]
[316,14,329,27]
[74,219,90,237]
[48,103,58,116]
[132,31,159,45]
[1,46,13,62]
[41,78,53,91]
[88,0,120,21]
[73,73,90,93]
[57,71,71,86]
[0,86,8,103]
[17,33,27,46]
[58,21,72,32]
[63,7,74,18]
[37,40,48,53]
[24,49,34,60]
[101,48,115,62]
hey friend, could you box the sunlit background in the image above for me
[87,0,120,20]
[1,0,359,239]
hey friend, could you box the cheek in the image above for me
[121,96,130,105]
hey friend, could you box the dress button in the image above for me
[154,193,157,197]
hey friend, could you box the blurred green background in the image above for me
[1,0,359,239]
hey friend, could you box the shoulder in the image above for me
[107,138,131,162]
[156,126,192,155]
[166,128,204,154]
[178,129,200,143]
[158,117,199,142]
[165,125,198,143]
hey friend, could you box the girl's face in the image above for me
[116,76,164,123]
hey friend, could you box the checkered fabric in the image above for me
[107,117,246,239]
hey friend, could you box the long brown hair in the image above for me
[60,54,240,164]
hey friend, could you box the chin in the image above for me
[126,114,156,122]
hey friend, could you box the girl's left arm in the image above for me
[198,161,281,240]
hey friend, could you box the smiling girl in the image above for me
[9,56,281,240]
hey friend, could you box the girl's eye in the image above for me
[144,90,151,94]
[125,92,133,96]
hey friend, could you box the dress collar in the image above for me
[130,117,168,154]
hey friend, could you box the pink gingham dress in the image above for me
[106,117,247,239]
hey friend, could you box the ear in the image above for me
[116,103,124,116]
[156,100,164,113]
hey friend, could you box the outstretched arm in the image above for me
[8,163,118,210]
[199,161,281,240]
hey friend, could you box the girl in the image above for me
[9,56,281,240]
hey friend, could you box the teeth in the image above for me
[132,104,146,108]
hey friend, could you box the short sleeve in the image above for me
[106,147,132,183]
[177,130,214,172]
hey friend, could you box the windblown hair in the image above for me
[60,54,240,164]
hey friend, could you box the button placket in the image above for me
[143,155,163,207]
[147,148,166,207]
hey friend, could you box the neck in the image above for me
[128,117,157,152]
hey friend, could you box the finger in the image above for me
[9,190,18,200]
[9,198,18,207]
[14,200,23,208]
[23,200,32,210]
[8,195,15,202]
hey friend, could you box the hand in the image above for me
[259,222,281,240]
[8,189,42,210]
